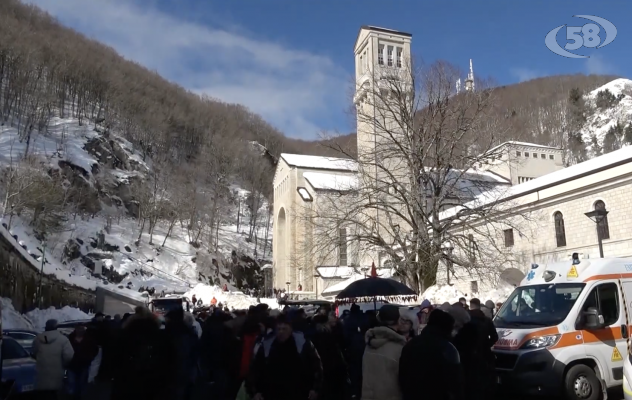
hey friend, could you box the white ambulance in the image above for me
[493,255,632,400]
[624,356,632,399]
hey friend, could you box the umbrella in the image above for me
[336,276,416,299]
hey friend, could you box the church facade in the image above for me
[271,25,585,298]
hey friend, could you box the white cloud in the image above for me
[510,68,541,83]
[585,54,616,75]
[26,0,349,139]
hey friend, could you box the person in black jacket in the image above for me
[311,314,349,400]
[200,311,238,399]
[110,313,177,400]
[399,309,464,400]
[247,314,323,400]
[343,304,368,399]
[468,298,499,398]
[164,308,200,400]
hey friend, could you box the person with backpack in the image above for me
[247,314,323,400]
[110,312,177,400]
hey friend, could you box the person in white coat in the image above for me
[32,319,74,396]
[184,312,202,338]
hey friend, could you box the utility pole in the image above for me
[37,241,46,309]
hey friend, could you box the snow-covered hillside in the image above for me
[0,117,273,306]
[582,78,632,152]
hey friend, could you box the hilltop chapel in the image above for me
[272,25,632,299]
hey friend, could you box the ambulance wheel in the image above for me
[564,364,601,400]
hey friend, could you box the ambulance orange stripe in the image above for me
[549,327,625,349]
[495,326,627,350]
[584,273,632,282]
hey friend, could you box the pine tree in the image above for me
[625,124,632,145]
[603,121,625,153]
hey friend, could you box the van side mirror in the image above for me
[583,308,604,329]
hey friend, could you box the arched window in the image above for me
[594,200,610,240]
[554,212,566,247]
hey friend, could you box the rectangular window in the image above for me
[387,46,393,67]
[378,45,384,65]
[549,154,555,160]
[467,234,476,264]
[581,283,619,326]
[532,153,538,158]
[516,151,521,157]
[339,228,347,266]
[396,47,402,68]
[471,281,479,294]
[541,154,546,159]
[524,152,529,158]
[504,229,514,247]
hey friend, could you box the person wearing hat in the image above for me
[417,299,433,332]
[361,304,407,400]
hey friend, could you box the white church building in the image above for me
[272,25,631,299]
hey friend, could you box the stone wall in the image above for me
[437,160,632,296]
[0,234,95,314]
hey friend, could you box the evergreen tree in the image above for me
[625,124,632,145]
[603,121,625,153]
[590,134,602,156]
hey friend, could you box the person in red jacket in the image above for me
[211,297,218,306]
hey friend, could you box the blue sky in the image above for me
[27,0,630,140]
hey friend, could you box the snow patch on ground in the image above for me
[26,306,92,331]
[2,297,92,331]
[420,284,514,305]
[1,298,34,330]
[184,283,279,311]
[0,117,100,176]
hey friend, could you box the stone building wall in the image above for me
[0,234,95,314]
[437,159,632,296]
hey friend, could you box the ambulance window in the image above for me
[581,283,619,326]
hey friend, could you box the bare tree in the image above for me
[308,60,532,293]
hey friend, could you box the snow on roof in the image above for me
[439,144,632,220]
[429,168,510,184]
[281,153,357,171]
[316,266,355,279]
[304,172,358,191]
[485,141,561,156]
[421,168,510,201]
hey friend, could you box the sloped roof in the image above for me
[485,141,562,155]
[280,153,357,172]
[316,266,355,279]
[439,144,632,221]
[304,172,358,191]
[422,168,510,200]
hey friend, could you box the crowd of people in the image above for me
[27,296,501,400]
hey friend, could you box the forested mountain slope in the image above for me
[0,0,339,296]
